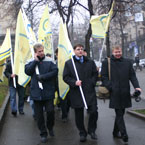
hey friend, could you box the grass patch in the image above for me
[135,109,145,115]
[0,77,8,108]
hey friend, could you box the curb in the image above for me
[127,109,145,121]
[0,93,9,133]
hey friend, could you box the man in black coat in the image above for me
[25,43,58,143]
[4,59,25,116]
[63,44,98,142]
[101,46,141,143]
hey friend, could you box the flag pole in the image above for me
[8,29,16,88]
[71,56,88,109]
[98,36,106,69]
[98,0,115,69]
[10,50,16,88]
[21,8,43,89]
[51,34,55,61]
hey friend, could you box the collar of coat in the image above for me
[73,55,89,62]
[111,55,123,62]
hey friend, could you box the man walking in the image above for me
[4,59,25,116]
[63,44,98,142]
[101,46,141,143]
[25,43,58,143]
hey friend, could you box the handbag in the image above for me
[98,58,111,99]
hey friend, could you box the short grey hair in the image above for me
[33,43,44,52]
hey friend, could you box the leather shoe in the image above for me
[41,136,48,143]
[80,135,86,142]
[49,129,54,137]
[88,132,97,140]
[122,135,128,142]
[12,111,17,117]
[113,132,122,138]
[19,111,25,115]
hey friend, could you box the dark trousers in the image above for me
[74,104,98,136]
[34,100,55,137]
[60,93,70,119]
[113,109,127,136]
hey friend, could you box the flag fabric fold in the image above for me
[38,5,52,55]
[0,29,11,61]
[0,29,12,81]
[58,18,74,99]
[90,1,114,38]
[14,9,35,87]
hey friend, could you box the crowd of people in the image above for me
[4,43,141,144]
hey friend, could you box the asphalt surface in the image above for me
[0,69,145,145]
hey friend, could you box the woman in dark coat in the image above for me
[63,44,98,142]
[101,46,141,143]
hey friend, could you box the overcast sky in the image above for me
[22,0,90,30]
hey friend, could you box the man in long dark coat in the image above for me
[101,46,141,143]
[63,44,98,142]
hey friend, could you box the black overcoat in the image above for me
[25,57,58,101]
[4,60,19,87]
[63,56,98,108]
[101,56,140,109]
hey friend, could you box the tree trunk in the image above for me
[85,24,92,57]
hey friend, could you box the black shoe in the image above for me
[41,136,48,143]
[80,135,86,142]
[33,115,37,120]
[11,111,17,117]
[49,129,54,137]
[62,118,67,123]
[19,111,25,115]
[88,132,97,140]
[122,135,128,142]
[113,132,122,138]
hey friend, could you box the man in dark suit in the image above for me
[101,46,141,143]
[63,44,98,142]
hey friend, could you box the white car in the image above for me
[140,59,145,67]
[133,59,145,67]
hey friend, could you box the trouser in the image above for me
[34,100,55,137]
[113,109,127,136]
[30,99,35,116]
[9,86,25,113]
[74,104,98,136]
[60,93,70,119]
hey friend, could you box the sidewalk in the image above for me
[0,98,145,145]
[0,70,145,145]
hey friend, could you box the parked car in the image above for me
[140,59,145,67]
[133,59,145,68]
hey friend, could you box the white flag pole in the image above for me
[21,8,43,89]
[51,35,55,61]
[8,29,16,88]
[71,56,88,109]
[10,50,16,88]
[98,36,106,70]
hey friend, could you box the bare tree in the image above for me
[23,0,145,58]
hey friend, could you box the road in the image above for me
[0,69,145,145]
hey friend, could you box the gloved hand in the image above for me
[36,75,44,83]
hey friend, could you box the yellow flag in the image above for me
[0,29,11,61]
[38,5,52,55]
[0,29,12,81]
[14,9,36,87]
[0,59,6,81]
[58,18,74,99]
[90,1,115,38]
